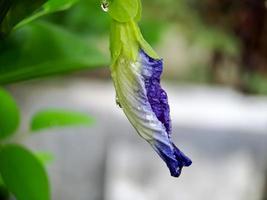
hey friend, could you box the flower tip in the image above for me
[169,144,192,177]
[169,158,192,178]
[152,141,192,177]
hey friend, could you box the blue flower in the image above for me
[107,0,192,175]
[111,24,192,176]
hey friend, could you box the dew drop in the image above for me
[116,96,122,108]
[146,114,153,121]
[101,0,109,12]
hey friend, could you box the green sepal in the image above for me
[110,20,122,63]
[110,19,160,67]
[108,0,138,23]
[108,0,159,62]
[110,20,139,64]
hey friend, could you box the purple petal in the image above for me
[140,50,171,134]
[139,49,192,177]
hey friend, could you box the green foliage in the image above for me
[0,0,107,199]
[31,109,95,131]
[0,0,45,33]
[0,89,19,139]
[0,144,50,200]
[0,0,80,33]
[0,88,95,200]
[0,21,108,84]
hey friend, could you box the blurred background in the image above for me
[1,0,267,199]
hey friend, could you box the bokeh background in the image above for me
[2,0,267,199]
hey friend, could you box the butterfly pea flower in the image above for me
[107,0,192,177]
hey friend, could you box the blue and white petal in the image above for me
[111,49,192,177]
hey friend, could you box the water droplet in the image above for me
[116,96,122,108]
[101,0,109,12]
[146,114,153,121]
[142,68,152,77]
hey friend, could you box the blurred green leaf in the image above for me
[0,89,19,139]
[0,144,50,200]
[31,109,95,131]
[14,0,79,29]
[35,151,54,165]
[0,0,45,33]
[0,21,108,84]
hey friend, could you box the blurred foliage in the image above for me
[0,145,50,200]
[141,0,267,94]
[0,0,168,85]
[31,109,95,131]
[0,0,109,85]
[0,0,45,34]
[14,0,80,29]
[0,0,80,33]
[0,87,95,200]
[0,88,19,139]
[0,21,108,84]
[0,1,101,199]
[143,0,239,55]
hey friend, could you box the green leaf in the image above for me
[108,0,138,22]
[31,109,95,131]
[0,21,108,84]
[14,0,79,29]
[0,144,50,200]
[0,89,20,139]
